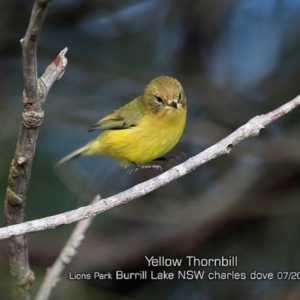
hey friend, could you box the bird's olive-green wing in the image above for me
[88,97,145,131]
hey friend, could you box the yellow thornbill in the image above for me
[56,76,187,170]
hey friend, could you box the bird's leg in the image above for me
[126,162,162,175]
[127,152,186,174]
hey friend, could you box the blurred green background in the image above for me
[1,0,300,299]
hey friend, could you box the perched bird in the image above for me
[56,76,187,170]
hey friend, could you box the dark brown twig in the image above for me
[4,1,67,299]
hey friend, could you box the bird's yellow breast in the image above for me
[91,107,186,166]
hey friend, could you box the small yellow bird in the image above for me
[56,76,187,170]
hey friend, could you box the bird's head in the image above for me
[143,76,187,115]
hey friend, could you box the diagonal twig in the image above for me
[1,94,299,240]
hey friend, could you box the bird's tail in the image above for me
[55,145,88,167]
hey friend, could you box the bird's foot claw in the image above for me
[126,163,162,175]
[138,164,162,171]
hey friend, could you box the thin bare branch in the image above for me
[35,195,100,300]
[1,94,299,240]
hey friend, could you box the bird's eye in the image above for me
[178,92,182,101]
[155,96,163,103]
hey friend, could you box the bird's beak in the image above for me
[167,101,178,109]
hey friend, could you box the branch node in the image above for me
[6,187,23,206]
[25,271,35,286]
[61,247,77,265]
[26,103,35,110]
[17,156,28,165]
[22,111,44,128]
[226,144,233,153]
[29,33,37,42]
